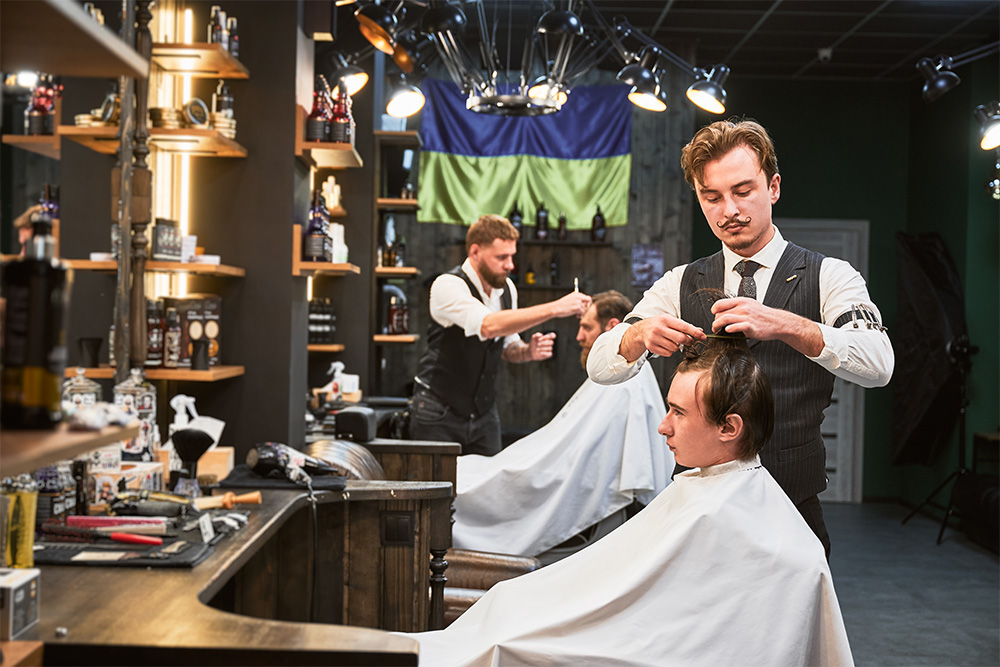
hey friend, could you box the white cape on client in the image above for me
[453,364,672,557]
[414,458,854,667]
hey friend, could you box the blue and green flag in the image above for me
[417,78,631,229]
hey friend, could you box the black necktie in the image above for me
[735,260,761,299]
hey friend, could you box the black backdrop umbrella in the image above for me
[892,232,970,466]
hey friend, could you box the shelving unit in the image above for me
[151,42,249,78]
[373,334,420,344]
[0,0,149,80]
[291,224,361,277]
[308,344,346,353]
[294,105,363,169]
[375,266,420,278]
[65,259,246,277]
[376,198,419,210]
[3,423,141,479]
[1,133,61,160]
[59,124,247,158]
[63,365,245,381]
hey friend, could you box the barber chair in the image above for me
[305,440,542,626]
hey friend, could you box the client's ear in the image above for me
[604,317,621,332]
[719,413,744,444]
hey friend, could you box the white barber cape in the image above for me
[413,457,854,667]
[453,364,672,557]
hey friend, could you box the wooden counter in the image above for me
[29,480,452,666]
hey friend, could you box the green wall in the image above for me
[690,58,998,503]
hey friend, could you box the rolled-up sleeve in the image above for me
[807,257,894,388]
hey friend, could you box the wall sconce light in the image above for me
[974,101,1000,151]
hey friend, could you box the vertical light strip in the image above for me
[307,276,314,302]
[177,8,194,297]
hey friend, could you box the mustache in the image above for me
[716,216,751,228]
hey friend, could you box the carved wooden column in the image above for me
[128,0,153,366]
[112,0,137,385]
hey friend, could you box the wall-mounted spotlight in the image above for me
[974,101,1000,151]
[329,52,369,96]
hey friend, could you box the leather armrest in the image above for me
[444,548,541,590]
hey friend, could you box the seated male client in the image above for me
[452,290,672,558]
[410,337,854,667]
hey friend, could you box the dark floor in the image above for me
[825,502,999,667]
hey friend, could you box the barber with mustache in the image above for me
[588,120,893,557]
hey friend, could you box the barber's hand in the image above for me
[711,298,823,356]
[528,332,556,360]
[14,204,43,228]
[620,314,705,361]
[550,291,591,319]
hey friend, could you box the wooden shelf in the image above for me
[519,239,612,247]
[308,344,346,353]
[377,198,419,210]
[63,365,245,381]
[2,133,61,160]
[152,42,249,79]
[373,334,420,344]
[375,266,420,278]
[58,124,247,157]
[64,259,246,277]
[294,105,363,169]
[374,130,423,147]
[329,205,347,217]
[1,422,141,479]
[291,224,360,277]
[0,0,149,80]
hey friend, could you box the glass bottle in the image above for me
[508,202,523,235]
[535,202,549,240]
[164,307,182,368]
[549,253,560,286]
[62,367,102,409]
[207,5,221,43]
[591,205,607,242]
[146,298,164,367]
[1,474,38,568]
[303,190,328,261]
[0,211,73,429]
[23,82,48,136]
[113,368,158,462]
[306,77,330,142]
[329,87,352,144]
[557,212,568,241]
[212,79,234,118]
[227,16,240,59]
[525,263,536,285]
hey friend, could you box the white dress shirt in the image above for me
[588,226,894,388]
[429,258,521,348]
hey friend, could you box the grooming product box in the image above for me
[89,461,165,509]
[162,294,222,367]
[0,568,40,640]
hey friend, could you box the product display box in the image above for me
[0,568,40,640]
[162,293,222,367]
[89,461,165,509]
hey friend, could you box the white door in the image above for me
[776,218,870,503]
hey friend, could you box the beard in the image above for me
[579,346,591,370]
[476,261,509,289]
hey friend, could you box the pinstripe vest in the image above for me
[680,243,833,503]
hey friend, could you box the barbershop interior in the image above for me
[1,0,998,665]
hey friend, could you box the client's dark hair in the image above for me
[676,336,774,460]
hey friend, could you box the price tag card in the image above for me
[198,513,216,544]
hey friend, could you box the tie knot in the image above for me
[735,259,761,278]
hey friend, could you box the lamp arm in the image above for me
[583,0,632,63]
[951,40,999,68]
[614,17,700,78]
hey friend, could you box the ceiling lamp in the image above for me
[355,1,403,55]
[386,74,425,118]
[328,52,369,96]
[975,101,1000,151]
[916,41,998,103]
[916,57,960,103]
[527,76,568,106]
[612,17,729,114]
[392,29,433,74]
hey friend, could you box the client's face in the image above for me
[576,305,603,368]
[658,370,738,469]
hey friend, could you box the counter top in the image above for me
[30,480,452,666]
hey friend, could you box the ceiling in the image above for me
[585,0,1000,82]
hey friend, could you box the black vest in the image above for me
[415,266,512,418]
[679,243,833,503]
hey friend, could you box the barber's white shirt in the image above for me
[588,226,894,387]
[429,258,520,348]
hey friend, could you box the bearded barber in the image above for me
[588,120,893,557]
[411,214,591,457]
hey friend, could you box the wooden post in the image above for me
[129,0,153,366]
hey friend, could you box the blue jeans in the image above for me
[409,387,502,456]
